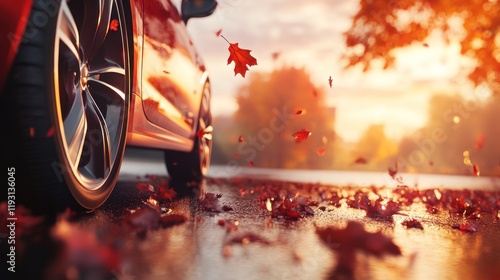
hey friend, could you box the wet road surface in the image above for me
[2,148,500,280]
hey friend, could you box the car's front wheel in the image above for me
[2,0,131,212]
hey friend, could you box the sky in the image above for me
[183,0,475,142]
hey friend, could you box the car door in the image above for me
[141,0,203,139]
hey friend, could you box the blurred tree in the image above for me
[353,124,397,169]
[397,93,500,175]
[343,0,500,91]
[224,66,337,169]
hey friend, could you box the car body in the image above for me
[1,0,216,212]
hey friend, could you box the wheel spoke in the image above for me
[88,77,125,102]
[81,91,112,179]
[57,0,80,63]
[63,89,87,168]
[89,63,125,76]
[80,0,113,61]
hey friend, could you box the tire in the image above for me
[1,0,131,212]
[165,83,213,180]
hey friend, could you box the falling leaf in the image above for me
[271,51,281,60]
[248,161,254,167]
[292,129,311,143]
[328,76,333,88]
[29,127,34,138]
[312,89,318,97]
[238,135,245,142]
[163,70,170,74]
[221,35,257,78]
[215,28,222,37]
[472,164,480,176]
[294,108,304,115]
[474,133,485,150]
[316,146,326,156]
[109,19,119,31]
[354,157,367,164]
[234,153,239,158]
[422,42,429,47]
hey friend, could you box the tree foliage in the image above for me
[213,66,336,169]
[343,0,500,91]
[397,93,500,175]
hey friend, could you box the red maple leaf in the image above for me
[109,19,119,31]
[222,35,257,77]
[292,129,311,143]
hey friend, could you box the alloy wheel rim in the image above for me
[54,0,127,190]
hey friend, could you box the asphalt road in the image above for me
[2,149,500,280]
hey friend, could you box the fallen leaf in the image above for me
[292,129,311,143]
[226,232,271,245]
[199,192,223,212]
[401,218,423,229]
[316,221,401,275]
[160,214,187,228]
[136,182,154,194]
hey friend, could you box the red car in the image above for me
[1,0,217,212]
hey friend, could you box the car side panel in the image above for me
[140,0,204,140]
[126,0,207,152]
[0,0,33,91]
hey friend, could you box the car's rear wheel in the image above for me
[1,0,131,212]
[164,83,213,180]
